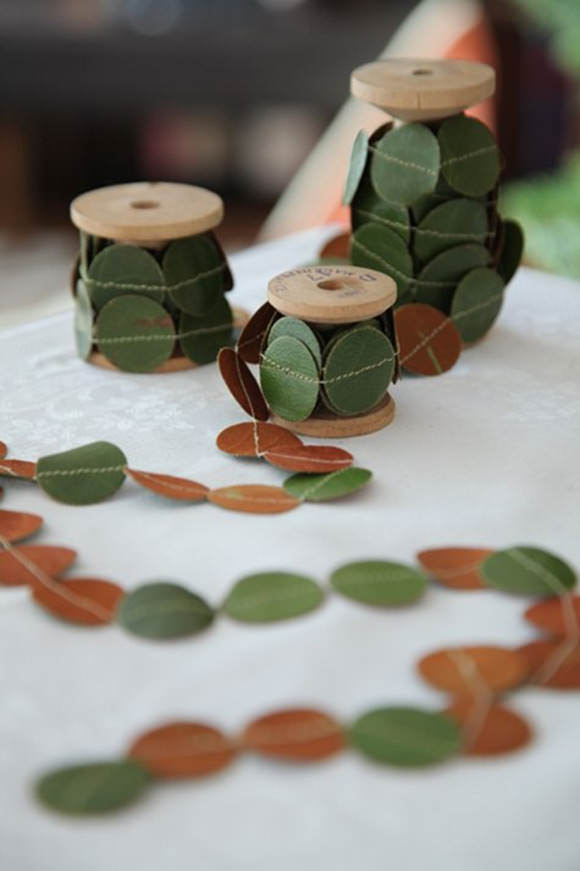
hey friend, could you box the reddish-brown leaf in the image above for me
[216,421,303,458]
[0,441,6,460]
[0,459,37,480]
[207,484,300,515]
[518,640,580,689]
[320,232,351,260]
[0,545,77,587]
[445,699,533,756]
[128,721,237,778]
[242,708,345,761]
[524,596,580,638]
[0,509,43,543]
[418,646,529,694]
[263,444,353,474]
[236,301,279,364]
[32,577,124,626]
[218,348,269,421]
[126,469,209,502]
[395,303,462,375]
[417,547,493,591]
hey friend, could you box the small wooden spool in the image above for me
[70,182,235,374]
[351,58,495,122]
[266,265,397,437]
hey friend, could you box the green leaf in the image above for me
[163,234,231,316]
[86,244,166,311]
[416,243,491,311]
[350,707,462,767]
[370,123,440,206]
[95,294,176,373]
[179,293,234,365]
[438,114,500,197]
[330,560,427,606]
[322,324,394,415]
[74,279,93,360]
[352,174,411,243]
[267,317,322,367]
[283,467,372,502]
[414,198,489,263]
[117,582,215,639]
[260,335,320,422]
[481,546,577,597]
[223,571,324,623]
[343,130,369,205]
[36,761,151,815]
[451,267,505,342]
[351,223,414,304]
[498,219,524,284]
[37,441,127,505]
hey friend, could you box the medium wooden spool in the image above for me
[351,58,495,122]
[266,265,397,437]
[70,182,238,374]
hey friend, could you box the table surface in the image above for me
[1,226,579,871]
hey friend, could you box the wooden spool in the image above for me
[351,58,495,122]
[70,181,239,374]
[266,265,397,437]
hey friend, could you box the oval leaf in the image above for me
[263,444,353,474]
[237,301,279,364]
[207,485,300,515]
[418,646,529,694]
[242,708,344,760]
[0,441,6,460]
[118,582,214,640]
[414,198,488,264]
[86,243,166,310]
[95,294,175,373]
[351,223,414,303]
[223,571,324,623]
[0,546,76,587]
[37,441,127,505]
[322,325,395,416]
[283,467,372,502]
[36,760,151,815]
[128,721,236,778]
[216,422,303,458]
[438,114,500,197]
[218,348,269,421]
[0,509,43,543]
[260,335,320,422]
[451,267,505,343]
[0,459,37,480]
[416,547,493,591]
[350,706,462,767]
[370,123,440,206]
[524,596,580,638]
[343,129,369,205]
[445,699,533,756]
[126,469,208,502]
[330,560,427,607]
[518,640,580,689]
[163,234,231,316]
[481,546,577,597]
[32,577,124,626]
[268,317,322,367]
[395,303,462,375]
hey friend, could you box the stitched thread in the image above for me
[355,207,493,242]
[441,144,497,168]
[260,354,394,385]
[95,322,233,345]
[37,465,126,479]
[368,145,437,177]
[82,262,228,294]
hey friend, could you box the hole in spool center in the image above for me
[130,200,160,210]
[317,278,360,291]
[412,68,433,76]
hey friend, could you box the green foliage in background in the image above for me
[511,0,580,73]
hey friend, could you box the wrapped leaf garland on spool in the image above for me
[70,182,244,373]
[341,59,524,376]
[221,264,399,438]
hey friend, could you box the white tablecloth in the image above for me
[1,227,579,871]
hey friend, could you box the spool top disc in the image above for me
[351,58,495,122]
[267,265,397,325]
[70,182,224,242]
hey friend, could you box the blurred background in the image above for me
[1,0,580,324]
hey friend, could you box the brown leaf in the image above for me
[395,303,462,375]
[0,509,43,543]
[32,577,124,626]
[417,547,493,591]
[0,545,77,587]
[236,301,279,364]
[126,469,209,502]
[218,348,269,421]
[518,640,580,689]
[128,722,237,778]
[320,232,351,260]
[524,596,580,638]
[0,442,6,460]
[263,444,353,474]
[242,708,345,761]
[445,699,533,755]
[216,421,303,458]
[207,484,300,514]
[0,459,37,480]
[418,646,529,694]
